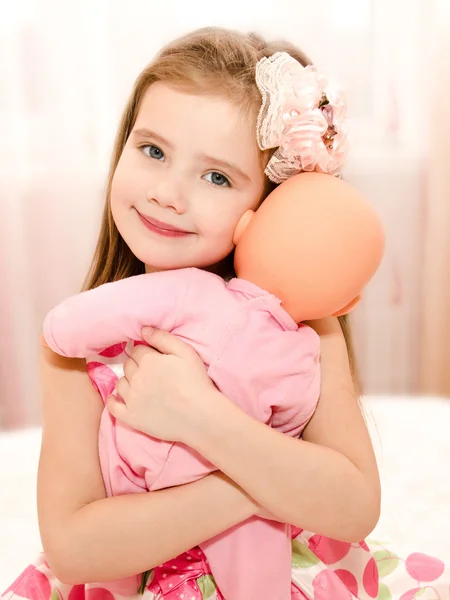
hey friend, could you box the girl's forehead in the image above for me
[134,82,262,162]
[137,82,253,126]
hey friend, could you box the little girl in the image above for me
[2,26,448,600]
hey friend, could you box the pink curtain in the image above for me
[419,19,450,395]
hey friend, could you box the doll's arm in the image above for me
[42,269,192,357]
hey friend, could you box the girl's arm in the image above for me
[189,317,380,542]
[38,348,258,584]
[123,324,379,543]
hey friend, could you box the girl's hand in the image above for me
[106,327,219,444]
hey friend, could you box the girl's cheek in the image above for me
[112,174,140,207]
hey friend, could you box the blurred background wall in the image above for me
[0,0,449,428]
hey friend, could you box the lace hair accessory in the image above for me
[256,52,348,183]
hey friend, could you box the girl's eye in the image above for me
[142,145,165,161]
[204,172,230,187]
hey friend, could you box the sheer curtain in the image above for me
[419,1,450,395]
[0,0,447,428]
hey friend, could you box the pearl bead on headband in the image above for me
[255,52,349,183]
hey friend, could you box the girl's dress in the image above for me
[2,533,449,600]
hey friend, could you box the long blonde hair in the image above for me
[82,26,360,390]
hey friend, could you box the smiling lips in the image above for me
[137,211,192,238]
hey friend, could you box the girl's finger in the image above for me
[130,342,160,365]
[123,356,138,381]
[115,376,130,402]
[141,327,198,361]
[106,394,129,423]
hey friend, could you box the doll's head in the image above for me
[233,172,385,322]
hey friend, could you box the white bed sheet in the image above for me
[0,395,449,591]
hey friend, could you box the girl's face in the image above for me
[110,82,266,272]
